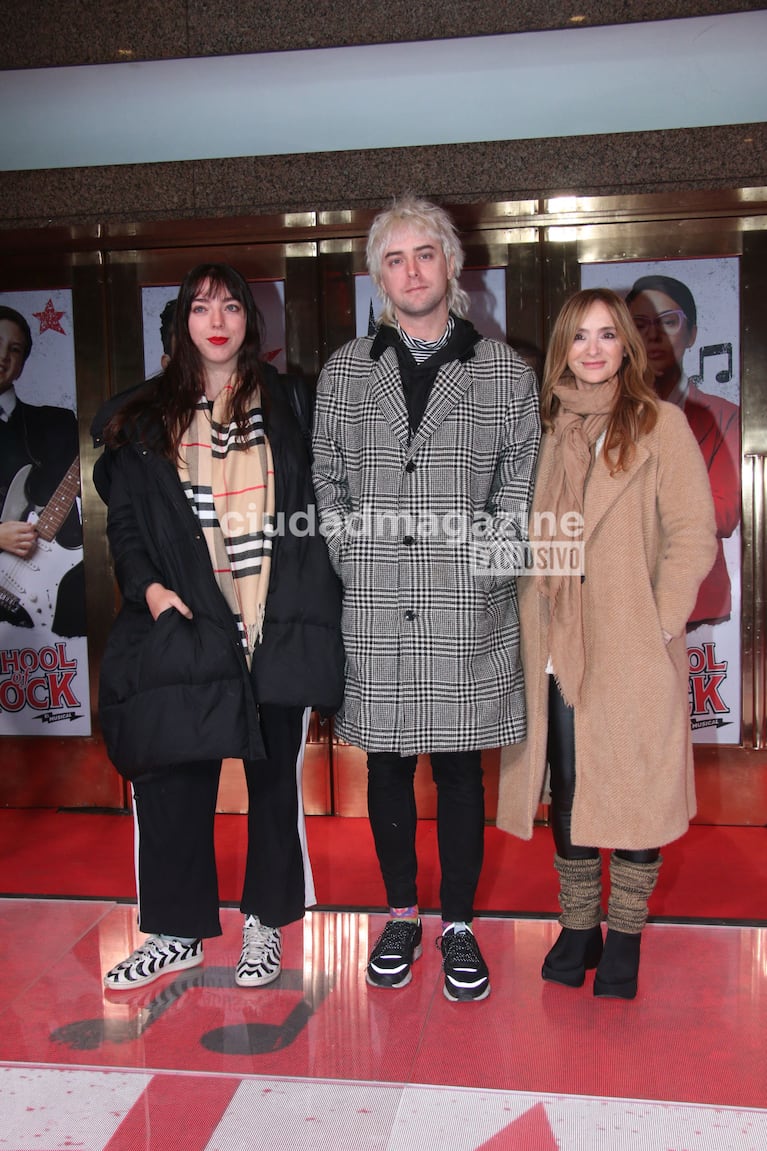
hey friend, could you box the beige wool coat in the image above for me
[497,401,718,850]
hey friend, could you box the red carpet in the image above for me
[0,809,765,922]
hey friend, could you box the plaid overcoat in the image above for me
[312,331,541,755]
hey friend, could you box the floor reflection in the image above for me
[1,900,765,1149]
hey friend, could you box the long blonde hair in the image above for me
[541,288,659,473]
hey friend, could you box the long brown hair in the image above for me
[105,263,266,459]
[541,287,658,473]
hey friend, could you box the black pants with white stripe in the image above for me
[132,704,306,938]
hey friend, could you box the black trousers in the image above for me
[132,703,306,938]
[547,677,659,864]
[366,750,485,923]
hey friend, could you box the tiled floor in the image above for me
[1,899,765,1149]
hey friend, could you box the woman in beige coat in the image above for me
[497,288,717,999]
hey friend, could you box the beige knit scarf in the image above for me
[178,384,275,666]
[534,377,619,706]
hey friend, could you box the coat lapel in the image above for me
[408,359,474,455]
[368,347,411,449]
[583,440,650,542]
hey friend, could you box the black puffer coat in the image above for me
[94,366,344,778]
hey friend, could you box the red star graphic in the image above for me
[32,299,67,335]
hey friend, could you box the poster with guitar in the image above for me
[0,288,91,736]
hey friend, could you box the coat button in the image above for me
[406,460,415,473]
[403,535,414,546]
[404,610,416,621]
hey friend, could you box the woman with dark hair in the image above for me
[497,288,716,999]
[95,263,343,991]
[626,273,740,628]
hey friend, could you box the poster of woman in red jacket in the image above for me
[582,257,741,746]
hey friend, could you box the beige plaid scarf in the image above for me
[178,384,275,666]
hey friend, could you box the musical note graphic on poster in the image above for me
[699,342,733,385]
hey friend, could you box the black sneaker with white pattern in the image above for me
[438,925,491,1001]
[366,919,423,988]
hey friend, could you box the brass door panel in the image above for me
[1,188,767,818]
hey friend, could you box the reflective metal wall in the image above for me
[1,189,765,822]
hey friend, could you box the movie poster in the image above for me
[581,258,741,745]
[0,289,91,736]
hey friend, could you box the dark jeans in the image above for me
[547,677,659,864]
[366,749,485,923]
[133,703,306,938]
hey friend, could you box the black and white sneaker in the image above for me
[103,935,203,990]
[438,925,490,1002]
[366,919,423,988]
[235,915,282,987]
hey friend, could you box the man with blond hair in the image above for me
[312,196,540,1001]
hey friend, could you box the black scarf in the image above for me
[371,315,481,436]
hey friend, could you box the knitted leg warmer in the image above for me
[594,853,663,999]
[554,853,603,930]
[606,852,662,934]
[542,854,603,987]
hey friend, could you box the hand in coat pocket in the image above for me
[145,581,193,621]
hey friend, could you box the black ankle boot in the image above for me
[542,925,603,988]
[593,929,641,999]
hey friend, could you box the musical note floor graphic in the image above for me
[1,900,765,1149]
